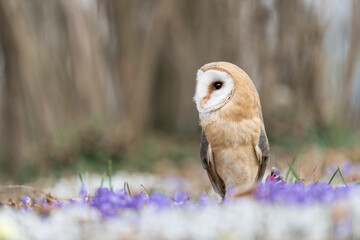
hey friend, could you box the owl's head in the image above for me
[194,62,236,113]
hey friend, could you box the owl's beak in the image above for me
[200,96,209,107]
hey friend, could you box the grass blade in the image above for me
[78,173,84,184]
[328,168,339,184]
[287,162,300,181]
[285,154,299,182]
[124,181,131,196]
[337,167,348,186]
[108,160,113,191]
[85,171,90,193]
[100,173,105,188]
[141,184,149,197]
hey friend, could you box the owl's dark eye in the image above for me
[213,81,223,90]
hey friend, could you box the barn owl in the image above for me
[194,62,270,198]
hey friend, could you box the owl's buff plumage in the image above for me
[194,61,270,198]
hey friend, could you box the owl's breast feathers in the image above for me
[201,113,264,188]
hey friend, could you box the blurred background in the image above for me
[0,0,359,183]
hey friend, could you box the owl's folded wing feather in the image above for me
[255,126,270,181]
[200,131,226,198]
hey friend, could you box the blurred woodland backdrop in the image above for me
[0,0,359,181]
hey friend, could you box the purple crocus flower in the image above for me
[255,179,354,205]
[91,188,118,217]
[80,183,88,198]
[173,191,190,205]
[199,192,207,205]
[198,192,218,206]
[22,196,31,205]
[265,175,277,184]
[271,168,280,177]
[125,191,148,209]
[149,192,172,209]
[91,187,151,217]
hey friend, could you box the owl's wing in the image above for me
[255,126,270,181]
[200,131,226,198]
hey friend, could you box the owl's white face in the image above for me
[194,69,235,113]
